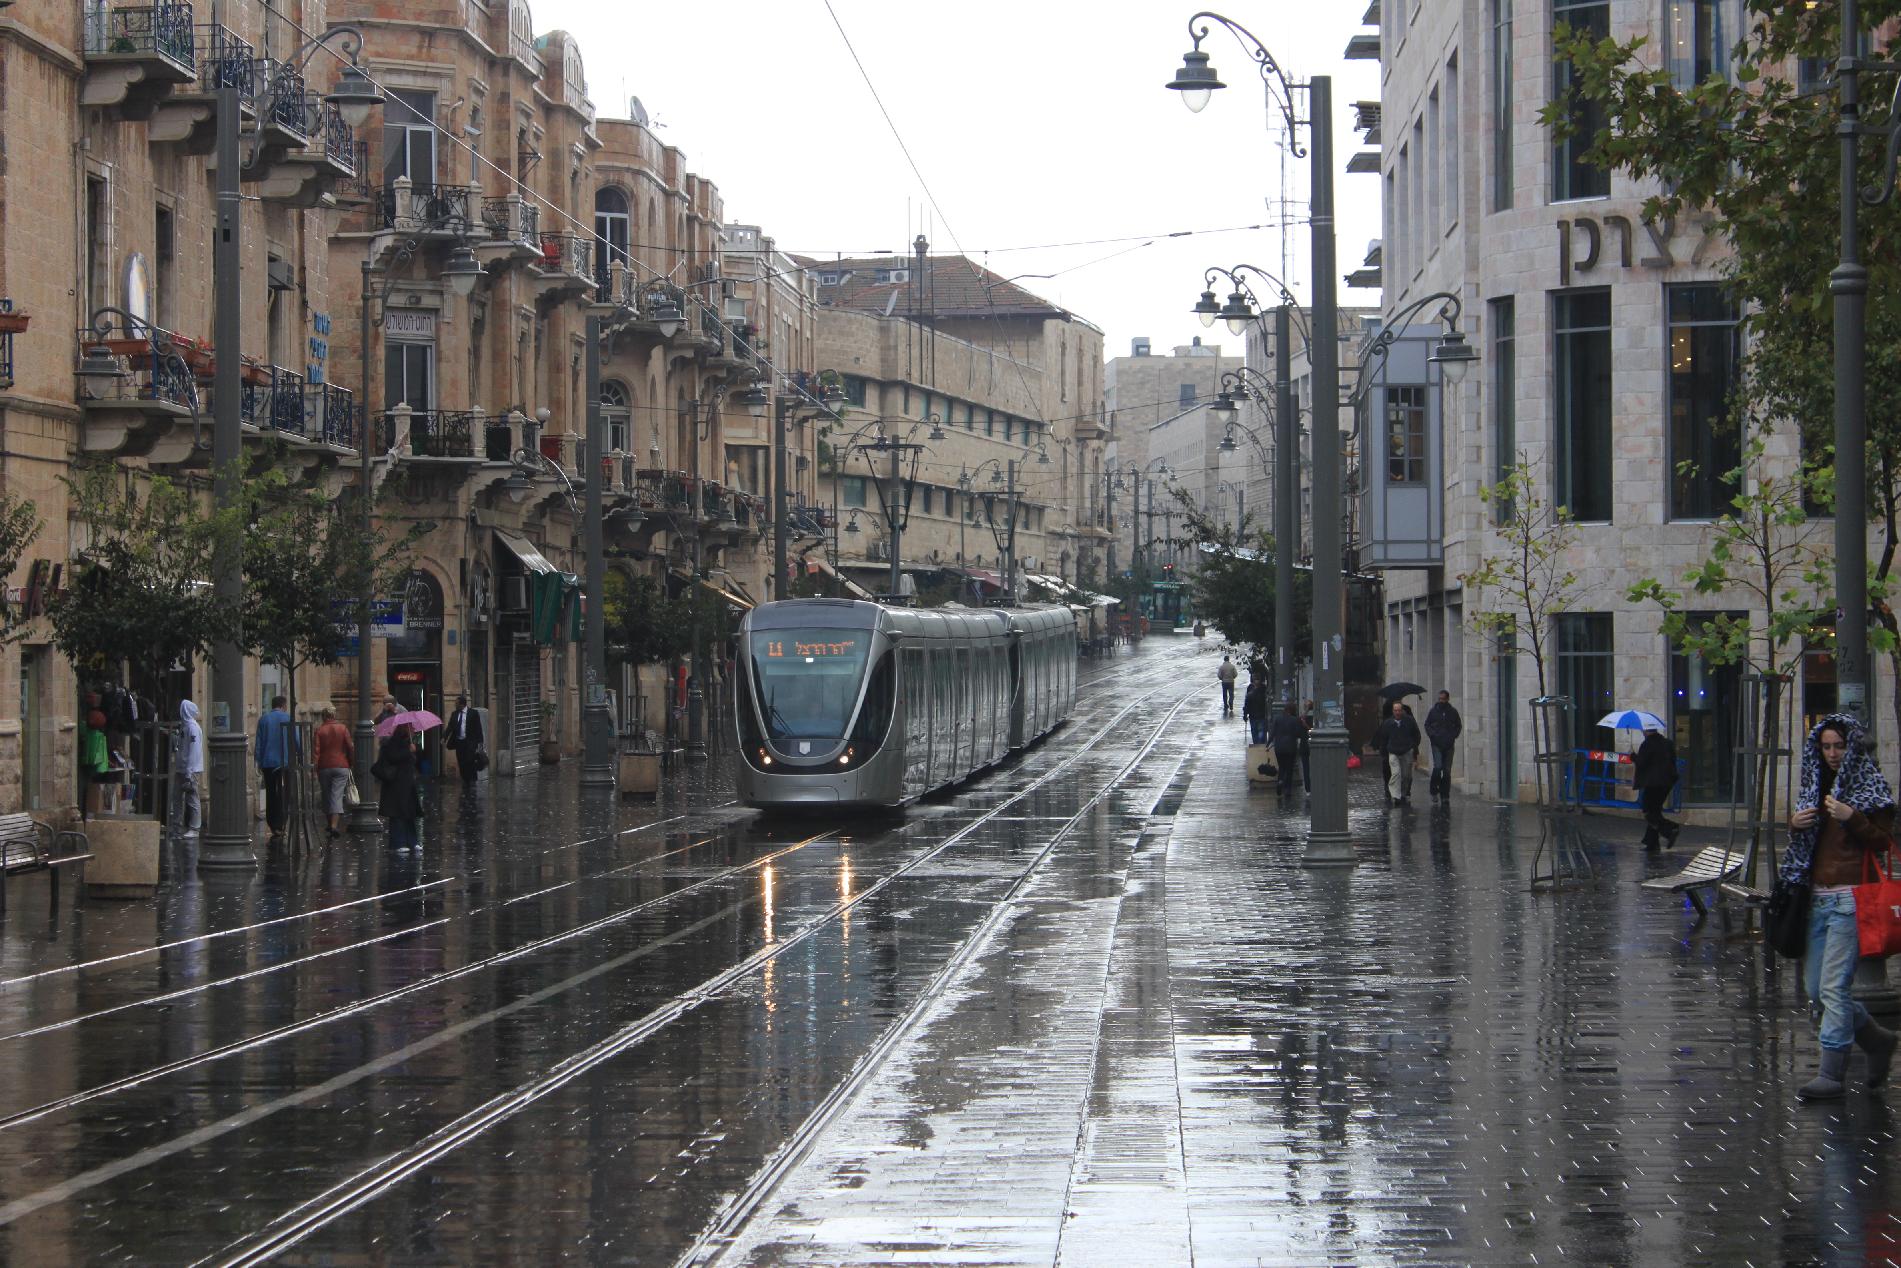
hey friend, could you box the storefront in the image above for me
[386,570,444,774]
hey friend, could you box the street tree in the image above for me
[0,491,40,643]
[242,461,422,725]
[1170,489,1311,666]
[49,461,242,716]
[603,571,692,734]
[1548,0,1901,730]
[1457,459,1588,702]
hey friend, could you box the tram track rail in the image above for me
[0,662,1195,1245]
[681,686,1205,1267]
[189,679,1201,1266]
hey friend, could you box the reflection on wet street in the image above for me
[0,635,1897,1264]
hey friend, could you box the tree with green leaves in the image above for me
[1549,0,1901,731]
[49,461,243,715]
[1169,488,1311,666]
[0,492,40,644]
[604,571,692,733]
[1458,460,1588,701]
[241,465,423,721]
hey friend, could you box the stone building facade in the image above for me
[811,253,1106,598]
[1103,336,1239,578]
[1363,0,1849,806]
[0,0,363,814]
[322,0,809,765]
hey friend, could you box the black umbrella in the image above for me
[1379,681,1427,701]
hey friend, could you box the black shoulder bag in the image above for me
[1763,877,1812,958]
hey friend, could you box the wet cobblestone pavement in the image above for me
[0,636,1897,1264]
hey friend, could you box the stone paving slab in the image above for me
[724,706,1901,1267]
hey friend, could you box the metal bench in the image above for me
[1641,843,1745,918]
[0,813,93,918]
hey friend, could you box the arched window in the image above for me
[600,379,630,454]
[594,186,630,269]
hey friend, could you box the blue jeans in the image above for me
[1249,718,1267,744]
[386,816,420,850]
[1806,891,1871,1051]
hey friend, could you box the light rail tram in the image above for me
[734,598,1077,809]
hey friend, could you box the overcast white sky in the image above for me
[536,0,1383,363]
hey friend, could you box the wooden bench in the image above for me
[1641,843,1746,918]
[0,814,93,918]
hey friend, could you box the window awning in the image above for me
[807,557,876,601]
[496,530,557,576]
[697,578,754,611]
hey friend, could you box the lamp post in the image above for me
[834,417,936,600]
[731,375,847,600]
[1168,10,1352,863]
[962,442,1050,602]
[580,314,614,787]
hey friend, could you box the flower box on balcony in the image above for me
[0,311,30,336]
[240,359,272,386]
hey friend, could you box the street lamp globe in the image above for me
[1220,289,1255,337]
[1211,391,1239,429]
[325,62,383,129]
[1165,48,1225,113]
[442,243,483,297]
[1429,328,1477,385]
[1193,289,1221,328]
[651,297,683,340]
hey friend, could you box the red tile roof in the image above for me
[813,255,1078,322]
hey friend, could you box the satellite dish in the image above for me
[627,96,650,127]
[122,253,151,324]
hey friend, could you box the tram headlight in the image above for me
[758,748,773,766]
[838,746,855,767]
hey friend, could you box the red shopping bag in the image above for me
[1855,848,1901,958]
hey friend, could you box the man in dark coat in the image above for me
[1242,675,1269,745]
[1265,703,1308,795]
[447,694,485,785]
[1634,722,1682,850]
[1373,699,1423,806]
[1424,690,1463,803]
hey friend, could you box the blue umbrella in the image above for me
[1597,709,1666,733]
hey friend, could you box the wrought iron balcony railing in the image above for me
[480,195,539,244]
[195,22,252,100]
[76,316,200,411]
[306,98,355,172]
[0,299,18,392]
[382,408,475,458]
[258,59,308,141]
[267,366,305,432]
[376,181,474,235]
[85,0,196,74]
[535,232,592,279]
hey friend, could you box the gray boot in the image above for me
[1799,1047,1850,1101]
[1858,1020,1899,1088]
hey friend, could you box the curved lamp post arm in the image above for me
[1194,264,1313,344]
[1172,12,1307,156]
[1343,290,1474,409]
[511,446,580,514]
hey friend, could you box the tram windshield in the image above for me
[749,628,872,740]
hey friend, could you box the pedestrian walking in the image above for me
[1242,674,1268,744]
[79,694,110,820]
[313,707,355,839]
[373,723,426,851]
[1634,722,1682,851]
[447,694,485,785]
[173,699,203,842]
[253,694,298,843]
[1784,714,1899,1101]
[1266,703,1308,796]
[1217,655,1238,716]
[1373,698,1422,806]
[1424,690,1462,803]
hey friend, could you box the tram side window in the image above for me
[851,651,897,745]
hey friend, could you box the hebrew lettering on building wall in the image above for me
[1557,212,1717,285]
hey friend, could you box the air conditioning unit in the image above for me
[500,575,529,613]
[267,259,297,292]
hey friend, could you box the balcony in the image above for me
[0,300,24,391]
[267,99,359,193]
[82,0,196,115]
[372,180,475,248]
[381,407,478,461]
[531,233,594,303]
[476,196,541,268]
[75,318,203,460]
[146,23,254,151]
[253,59,310,153]
[701,319,754,373]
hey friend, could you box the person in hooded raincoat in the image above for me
[174,699,204,841]
[1785,713,1899,1101]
